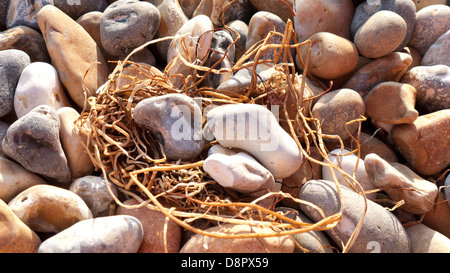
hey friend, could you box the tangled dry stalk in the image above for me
[74,2,371,253]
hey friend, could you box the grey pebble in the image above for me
[6,0,54,30]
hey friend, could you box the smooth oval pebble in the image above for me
[14,62,71,119]
[299,180,410,253]
[38,215,143,253]
[8,184,93,233]
[406,223,450,253]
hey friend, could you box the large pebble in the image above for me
[116,198,182,253]
[8,184,93,233]
[311,88,365,142]
[364,153,438,214]
[14,62,71,119]
[206,103,302,179]
[2,105,71,183]
[401,65,450,113]
[408,4,450,55]
[37,5,110,108]
[354,10,407,59]
[351,0,416,51]
[422,29,450,66]
[53,0,108,20]
[299,32,358,80]
[57,107,94,179]
[364,82,418,124]
[100,0,160,57]
[0,25,50,63]
[0,156,46,203]
[322,149,377,200]
[250,0,293,22]
[299,180,410,253]
[0,199,41,253]
[180,223,295,253]
[203,30,235,88]
[391,109,450,176]
[6,0,53,30]
[294,0,354,42]
[38,215,143,253]
[0,49,30,117]
[343,52,412,97]
[406,223,450,253]
[133,94,204,161]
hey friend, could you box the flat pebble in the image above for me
[0,26,50,63]
[391,109,450,176]
[6,0,53,30]
[2,105,71,183]
[406,223,450,253]
[0,199,41,253]
[299,180,410,253]
[0,49,30,117]
[38,215,143,253]
[8,184,92,233]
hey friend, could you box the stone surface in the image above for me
[0,199,41,253]
[445,174,450,206]
[0,49,31,117]
[299,180,410,253]
[227,20,248,62]
[343,52,412,97]
[6,0,54,30]
[294,0,354,42]
[250,0,294,22]
[178,0,202,18]
[423,192,450,238]
[354,10,407,58]
[0,121,9,157]
[391,109,450,176]
[311,88,365,142]
[0,26,50,63]
[345,132,399,163]
[8,184,92,233]
[37,5,110,108]
[413,0,447,11]
[38,215,143,253]
[406,223,450,253]
[116,198,181,253]
[364,82,418,124]
[133,94,204,161]
[422,29,450,66]
[365,154,438,214]
[193,0,254,26]
[408,4,450,55]
[53,0,108,20]
[299,32,358,80]
[206,103,303,179]
[100,0,160,57]
[0,0,8,30]
[180,223,295,253]
[0,156,47,203]
[14,62,71,119]
[2,105,71,183]
[57,107,94,179]
[69,175,117,217]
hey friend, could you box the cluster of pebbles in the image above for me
[0,0,449,253]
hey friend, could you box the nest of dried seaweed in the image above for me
[74,7,369,252]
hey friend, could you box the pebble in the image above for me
[423,192,450,238]
[345,132,399,163]
[413,0,447,11]
[322,149,377,200]
[0,156,47,203]
[178,0,201,18]
[180,223,295,253]
[391,109,450,176]
[0,0,7,30]
[6,0,53,30]
[8,184,93,233]
[0,26,50,63]
[227,20,248,62]
[422,29,450,66]
[354,11,407,59]
[2,105,72,183]
[37,5,109,108]
[294,0,354,42]
[100,0,160,57]
[116,198,182,253]
[193,0,254,27]
[38,215,143,253]
[14,62,71,119]
[216,64,279,93]
[0,49,31,117]
[311,88,365,142]
[408,4,450,55]
[364,153,438,214]
[364,82,419,124]
[250,0,293,22]
[0,199,41,253]
[57,107,94,179]
[206,103,303,179]
[299,180,410,253]
[343,52,412,97]
[401,65,450,113]
[53,0,108,20]
[406,223,450,253]
[351,0,416,51]
[133,94,204,161]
